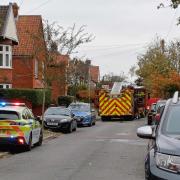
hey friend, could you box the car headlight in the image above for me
[155,152,180,173]
[61,119,68,123]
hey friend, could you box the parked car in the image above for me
[147,100,166,125]
[0,102,43,151]
[69,102,96,127]
[147,103,156,125]
[137,91,180,180]
[44,107,77,133]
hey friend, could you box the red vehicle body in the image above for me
[146,98,160,111]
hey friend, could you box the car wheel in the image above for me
[73,121,77,131]
[92,121,96,126]
[145,158,152,180]
[66,122,73,133]
[25,134,32,151]
[88,121,93,127]
[36,130,43,146]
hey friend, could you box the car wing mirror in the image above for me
[137,126,154,139]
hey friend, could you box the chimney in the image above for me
[12,3,19,20]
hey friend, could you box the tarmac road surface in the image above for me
[0,119,147,180]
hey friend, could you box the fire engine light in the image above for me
[18,138,25,145]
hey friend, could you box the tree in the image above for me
[43,21,94,55]
[27,20,94,122]
[136,38,180,98]
[158,1,180,9]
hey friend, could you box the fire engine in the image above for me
[99,82,146,121]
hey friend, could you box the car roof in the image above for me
[46,107,69,110]
[0,105,26,113]
[70,102,90,105]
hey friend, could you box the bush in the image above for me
[58,96,74,107]
[0,89,51,106]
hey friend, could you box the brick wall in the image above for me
[12,56,34,88]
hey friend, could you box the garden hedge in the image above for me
[0,88,51,106]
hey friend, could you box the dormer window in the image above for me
[0,45,12,68]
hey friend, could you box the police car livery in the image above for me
[0,102,43,151]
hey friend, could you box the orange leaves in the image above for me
[150,71,180,98]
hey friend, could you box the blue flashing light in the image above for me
[0,102,6,106]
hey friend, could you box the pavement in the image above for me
[0,119,147,180]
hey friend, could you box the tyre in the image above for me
[35,130,43,146]
[73,122,77,131]
[101,116,107,121]
[66,122,73,133]
[88,121,93,127]
[25,134,32,151]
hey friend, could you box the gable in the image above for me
[0,6,8,35]
[0,3,18,44]
[3,3,18,43]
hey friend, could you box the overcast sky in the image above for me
[2,0,180,79]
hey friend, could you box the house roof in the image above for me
[0,6,9,35]
[0,3,18,44]
[49,52,69,66]
[90,65,100,83]
[13,15,45,56]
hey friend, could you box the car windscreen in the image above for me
[45,108,70,116]
[151,104,156,111]
[162,105,180,135]
[156,101,166,112]
[0,110,19,120]
[69,104,90,112]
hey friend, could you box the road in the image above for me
[0,119,147,180]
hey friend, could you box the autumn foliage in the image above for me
[136,38,180,99]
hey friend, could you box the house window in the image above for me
[0,45,12,68]
[0,84,12,89]
[34,59,38,79]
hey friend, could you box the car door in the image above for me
[22,109,34,143]
[27,109,41,144]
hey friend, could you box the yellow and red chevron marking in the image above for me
[99,89,133,116]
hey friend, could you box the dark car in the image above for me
[69,102,96,127]
[147,100,166,125]
[147,103,156,125]
[44,107,77,133]
[137,91,180,180]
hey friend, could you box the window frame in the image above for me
[0,45,12,68]
[0,84,12,89]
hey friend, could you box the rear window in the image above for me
[0,110,19,120]
[162,105,180,135]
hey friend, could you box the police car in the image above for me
[0,102,43,151]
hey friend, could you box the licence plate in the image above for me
[47,122,58,126]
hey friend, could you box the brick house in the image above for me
[12,13,46,89]
[0,3,18,89]
[48,52,69,102]
[90,65,100,85]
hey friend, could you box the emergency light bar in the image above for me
[0,102,26,107]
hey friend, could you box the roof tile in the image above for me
[13,15,44,56]
[0,6,9,35]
